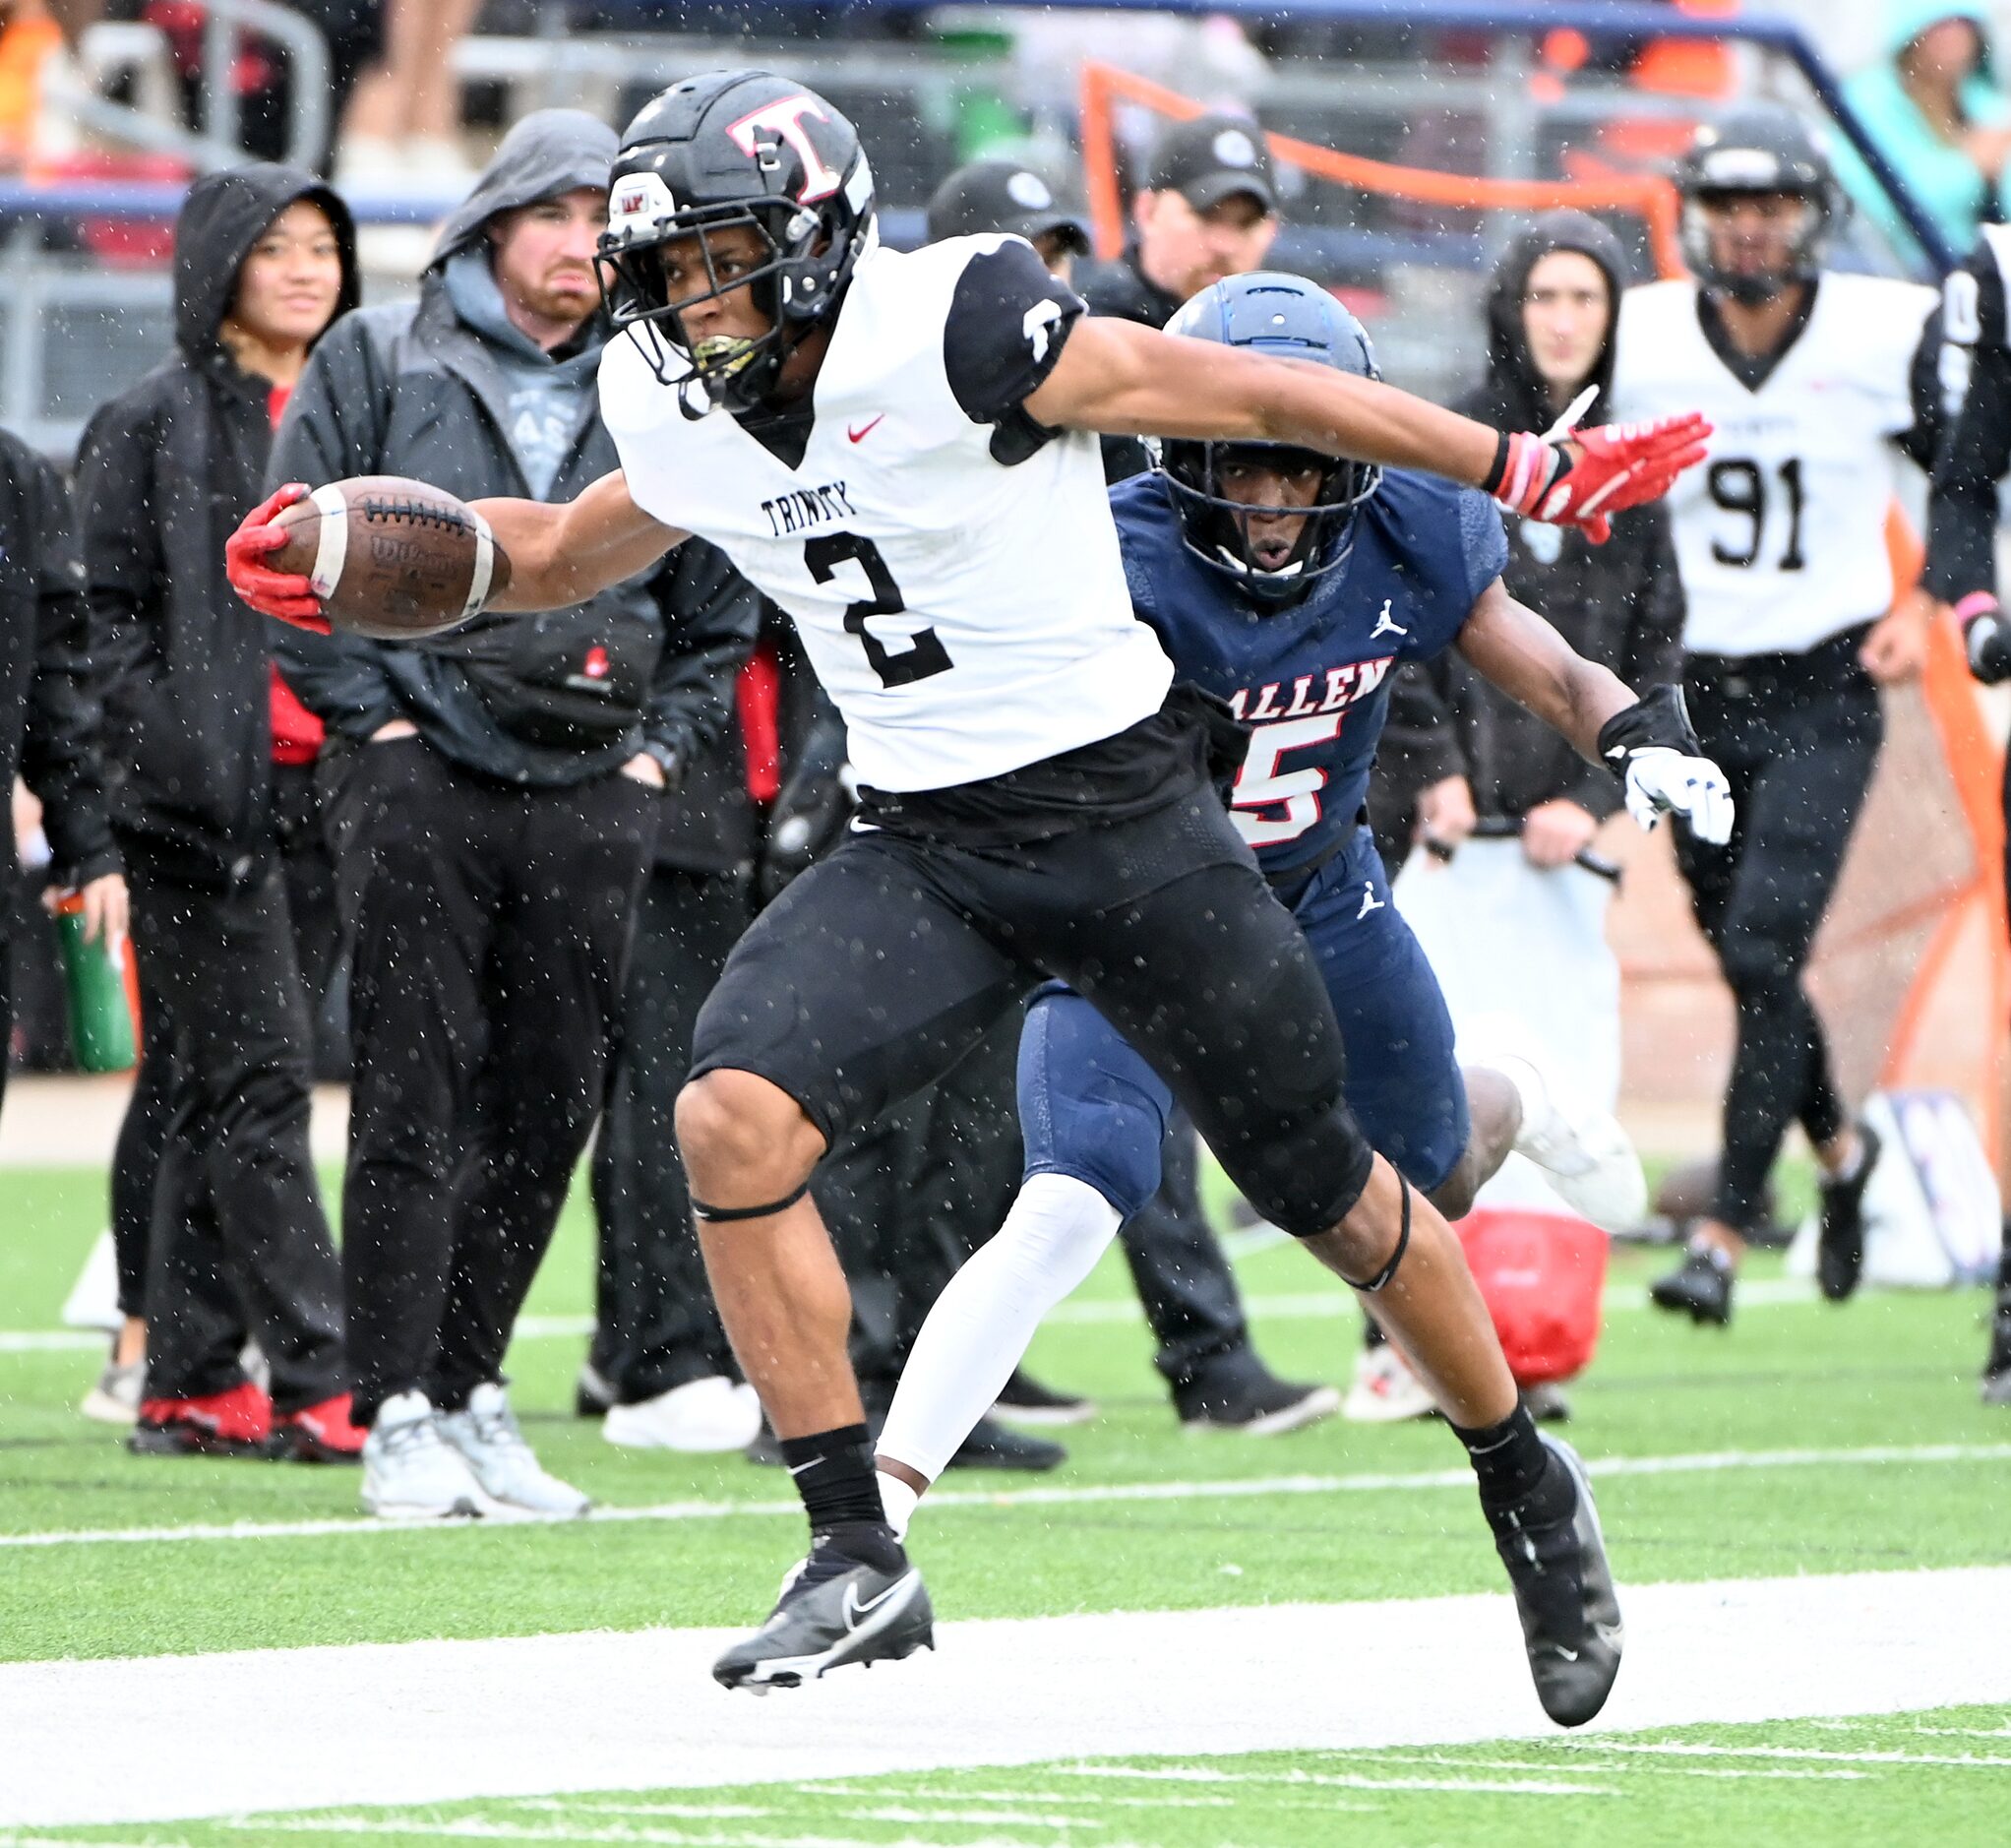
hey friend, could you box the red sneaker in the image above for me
[272,1393,367,1463]
[129,1381,273,1456]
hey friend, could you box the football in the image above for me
[270,475,511,640]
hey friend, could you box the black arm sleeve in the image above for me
[268,319,406,738]
[640,538,761,785]
[943,238,1086,462]
[19,448,117,883]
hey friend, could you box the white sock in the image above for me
[877,1172,1122,1492]
[876,1468,921,1543]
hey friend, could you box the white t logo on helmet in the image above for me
[726,93,843,204]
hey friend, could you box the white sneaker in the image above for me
[438,1383,590,1517]
[81,1345,142,1426]
[1480,1040,1646,1234]
[362,1391,491,1519]
[602,1376,763,1452]
[1343,1343,1436,1423]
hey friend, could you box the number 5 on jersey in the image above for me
[804,532,955,688]
[1232,714,1343,846]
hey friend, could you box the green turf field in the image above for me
[3,1159,2007,1844]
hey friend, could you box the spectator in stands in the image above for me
[267,110,725,1517]
[1075,111,1277,330]
[334,0,479,189]
[1843,1,2011,254]
[74,163,359,1459]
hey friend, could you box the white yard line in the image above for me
[3,1441,2005,1552]
[1,1568,2008,1828]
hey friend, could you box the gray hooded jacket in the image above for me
[270,109,757,803]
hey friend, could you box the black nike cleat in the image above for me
[1490,1436,1623,1728]
[1649,1247,1733,1326]
[1816,1122,1881,1304]
[712,1534,935,1692]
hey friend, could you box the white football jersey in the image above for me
[600,235,1173,792]
[1609,274,1936,657]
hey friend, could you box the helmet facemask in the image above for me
[1162,439,1379,607]
[597,183,870,414]
[1680,189,1830,306]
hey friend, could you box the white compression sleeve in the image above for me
[877,1172,1123,1492]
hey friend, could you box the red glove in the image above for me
[1492,413,1711,544]
[225,483,330,632]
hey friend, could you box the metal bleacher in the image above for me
[0,0,1941,458]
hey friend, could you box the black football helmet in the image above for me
[1675,105,1843,305]
[1159,272,1381,607]
[597,70,876,412]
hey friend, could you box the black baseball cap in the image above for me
[1145,112,1277,215]
[926,158,1092,254]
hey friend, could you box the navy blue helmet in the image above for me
[1159,272,1381,605]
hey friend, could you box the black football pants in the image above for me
[588,866,751,1403]
[335,741,654,1428]
[1677,638,1882,1234]
[124,863,345,1411]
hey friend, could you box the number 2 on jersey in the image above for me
[803,532,955,688]
[1232,713,1342,846]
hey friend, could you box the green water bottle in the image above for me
[53,893,139,1074]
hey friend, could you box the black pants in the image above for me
[588,867,750,1403]
[335,741,655,1427]
[111,771,346,1322]
[692,782,1375,1242]
[126,864,345,1411]
[1677,638,1883,1233]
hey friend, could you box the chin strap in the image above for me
[691,1180,812,1224]
[1344,1172,1412,1294]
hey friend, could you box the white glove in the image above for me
[1622,746,1734,843]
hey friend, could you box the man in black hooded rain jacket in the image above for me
[265,109,755,1519]
[75,162,361,1459]
[1389,210,1686,856]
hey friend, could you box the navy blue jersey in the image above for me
[1114,467,1507,875]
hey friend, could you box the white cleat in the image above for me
[1479,1036,1647,1234]
[81,1348,143,1426]
[362,1390,492,1519]
[439,1382,590,1517]
[1343,1342,1437,1423]
[602,1376,763,1452]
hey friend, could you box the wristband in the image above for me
[1596,685,1702,779]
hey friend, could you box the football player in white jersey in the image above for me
[227,71,1718,1706]
[1607,107,1944,1328]
[1923,221,2011,1404]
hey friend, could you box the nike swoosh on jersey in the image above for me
[847,414,885,444]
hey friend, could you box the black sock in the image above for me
[778,1424,901,1566]
[1453,1401,1558,1516]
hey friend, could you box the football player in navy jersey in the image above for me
[874,276,1732,1728]
[227,71,1723,1711]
